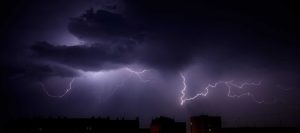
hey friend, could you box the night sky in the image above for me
[1,0,300,127]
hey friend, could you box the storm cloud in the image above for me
[1,0,300,127]
[31,0,300,74]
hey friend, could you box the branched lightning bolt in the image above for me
[39,78,75,98]
[39,67,149,98]
[180,73,224,105]
[125,67,150,82]
[180,73,264,105]
[225,81,264,104]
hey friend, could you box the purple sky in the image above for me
[1,0,300,127]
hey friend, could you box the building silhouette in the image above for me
[190,115,222,133]
[150,116,185,133]
[139,128,150,133]
[3,117,139,133]
[2,115,300,133]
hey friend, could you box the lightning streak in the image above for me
[125,67,150,82]
[225,81,264,104]
[180,73,264,105]
[40,67,149,98]
[180,73,224,105]
[39,78,75,98]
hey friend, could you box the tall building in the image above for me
[190,115,221,133]
[150,116,186,133]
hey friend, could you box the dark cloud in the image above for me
[68,9,140,42]
[31,41,137,71]
[31,0,300,74]
[31,6,201,72]
[1,61,79,82]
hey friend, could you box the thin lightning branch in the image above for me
[125,67,150,82]
[225,80,262,89]
[225,81,264,104]
[180,73,264,105]
[39,78,75,98]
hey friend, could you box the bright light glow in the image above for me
[81,70,106,78]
